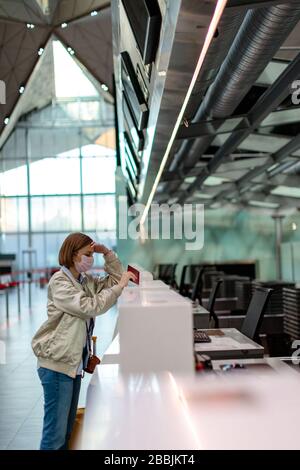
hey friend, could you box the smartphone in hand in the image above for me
[127,265,140,285]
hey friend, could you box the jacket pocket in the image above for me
[52,313,72,342]
[49,316,85,366]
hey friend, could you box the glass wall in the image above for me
[0,142,117,271]
[0,41,117,273]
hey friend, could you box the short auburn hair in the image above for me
[58,233,93,268]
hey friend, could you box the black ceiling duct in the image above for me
[169,2,300,195]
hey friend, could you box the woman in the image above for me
[31,232,135,450]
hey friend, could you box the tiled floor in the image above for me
[0,283,118,450]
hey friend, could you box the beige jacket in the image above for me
[31,251,124,378]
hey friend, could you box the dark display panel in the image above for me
[121,51,149,130]
[121,0,162,65]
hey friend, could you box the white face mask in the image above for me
[74,254,94,273]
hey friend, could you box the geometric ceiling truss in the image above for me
[213,133,300,209]
[0,0,111,147]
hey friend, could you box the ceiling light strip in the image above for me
[140,0,228,225]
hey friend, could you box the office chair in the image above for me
[190,267,204,303]
[241,287,273,341]
[207,279,223,328]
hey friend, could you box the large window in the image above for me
[0,161,27,196]
[82,157,116,193]
[0,40,116,271]
[31,196,82,231]
[30,157,81,195]
[84,195,116,231]
[0,142,117,270]
[0,198,28,232]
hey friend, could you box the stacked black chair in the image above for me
[203,270,224,290]
[252,280,294,316]
[283,287,300,341]
[219,275,250,298]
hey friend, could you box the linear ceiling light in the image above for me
[140,0,228,225]
[249,200,279,209]
[271,185,300,198]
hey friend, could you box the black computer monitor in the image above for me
[241,287,272,340]
[191,268,204,302]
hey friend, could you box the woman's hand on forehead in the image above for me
[90,242,110,255]
[77,244,94,256]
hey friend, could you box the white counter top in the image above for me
[79,364,300,450]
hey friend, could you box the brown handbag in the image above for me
[83,335,101,374]
[84,354,101,374]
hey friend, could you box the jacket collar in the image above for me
[61,266,88,287]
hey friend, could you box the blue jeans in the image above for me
[38,367,82,450]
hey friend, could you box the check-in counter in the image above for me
[77,267,300,450]
[118,283,194,375]
[80,364,300,449]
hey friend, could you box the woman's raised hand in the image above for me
[119,271,137,288]
[91,242,110,255]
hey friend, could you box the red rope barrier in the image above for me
[0,266,105,277]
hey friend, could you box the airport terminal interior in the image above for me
[1,0,300,451]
